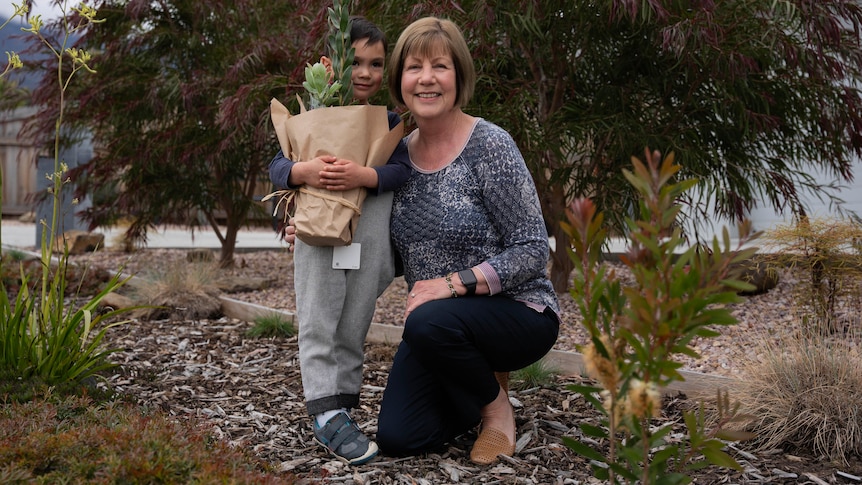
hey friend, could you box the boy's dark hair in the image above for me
[329,16,386,54]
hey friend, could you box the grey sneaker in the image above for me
[313,412,379,465]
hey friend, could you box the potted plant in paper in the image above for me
[265,0,403,246]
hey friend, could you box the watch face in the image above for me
[459,269,477,294]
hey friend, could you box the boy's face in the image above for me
[351,39,385,104]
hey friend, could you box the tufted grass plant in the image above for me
[735,307,862,464]
[135,261,221,299]
[131,262,222,320]
[246,313,296,339]
[511,359,559,391]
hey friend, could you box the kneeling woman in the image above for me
[376,16,560,466]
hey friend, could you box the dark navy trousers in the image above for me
[376,295,559,456]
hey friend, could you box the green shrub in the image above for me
[562,149,757,484]
[0,264,130,390]
[0,394,290,484]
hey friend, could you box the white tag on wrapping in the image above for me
[332,243,361,270]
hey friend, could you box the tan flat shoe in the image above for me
[470,427,515,465]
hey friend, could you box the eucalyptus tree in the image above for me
[24,0,332,266]
[372,0,862,291]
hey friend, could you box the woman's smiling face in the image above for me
[400,48,458,121]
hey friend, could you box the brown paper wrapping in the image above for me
[269,97,404,246]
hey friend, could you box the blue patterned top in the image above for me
[391,119,560,315]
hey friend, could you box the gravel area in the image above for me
[58,245,862,482]
[68,246,861,379]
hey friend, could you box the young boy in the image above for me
[268,17,410,465]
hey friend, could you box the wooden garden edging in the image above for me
[219,296,739,398]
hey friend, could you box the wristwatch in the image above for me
[458,269,477,296]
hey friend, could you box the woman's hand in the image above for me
[281,217,296,252]
[404,276,456,319]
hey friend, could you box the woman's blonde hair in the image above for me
[388,17,475,108]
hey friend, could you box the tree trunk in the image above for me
[548,215,575,294]
[539,184,574,294]
[218,217,239,269]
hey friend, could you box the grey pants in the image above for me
[294,191,396,415]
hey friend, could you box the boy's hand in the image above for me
[290,155,335,188]
[320,159,378,191]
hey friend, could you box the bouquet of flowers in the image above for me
[264,1,403,246]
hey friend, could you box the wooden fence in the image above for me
[1,107,274,224]
[0,107,41,217]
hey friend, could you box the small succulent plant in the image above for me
[303,0,354,109]
[303,62,342,109]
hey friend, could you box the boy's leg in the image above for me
[294,195,392,466]
[335,192,396,407]
[294,241,348,414]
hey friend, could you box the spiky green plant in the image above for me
[0,1,131,394]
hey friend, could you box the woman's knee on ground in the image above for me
[402,303,466,351]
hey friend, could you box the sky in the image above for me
[1,1,65,22]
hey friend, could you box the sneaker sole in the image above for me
[314,437,379,466]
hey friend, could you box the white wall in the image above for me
[745,158,862,234]
[676,157,862,247]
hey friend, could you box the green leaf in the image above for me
[715,429,756,442]
[651,445,679,465]
[655,473,693,485]
[693,328,721,338]
[561,436,606,462]
[650,423,675,442]
[593,465,610,481]
[683,410,698,435]
[701,447,744,470]
[720,278,756,292]
[580,423,609,438]
[609,461,641,481]
[625,174,655,201]
[568,383,603,394]
[618,444,645,466]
